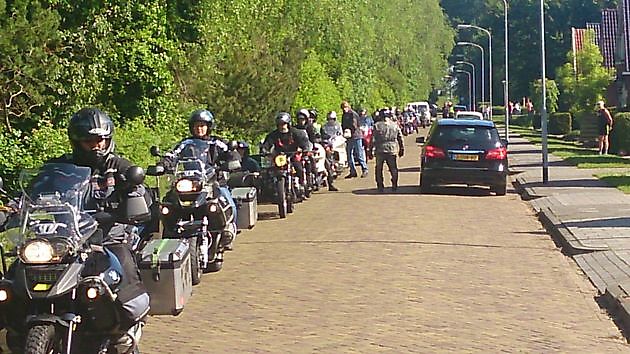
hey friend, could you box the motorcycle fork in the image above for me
[201,217,210,265]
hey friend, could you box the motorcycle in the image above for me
[260,151,301,219]
[360,126,373,160]
[0,163,149,354]
[323,135,347,174]
[147,141,237,285]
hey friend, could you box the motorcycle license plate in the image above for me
[453,153,479,161]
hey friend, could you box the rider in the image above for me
[261,112,311,191]
[236,141,261,173]
[159,109,238,248]
[55,108,151,350]
[321,111,342,140]
[295,109,338,192]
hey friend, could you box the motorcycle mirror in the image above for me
[146,165,165,176]
[150,146,161,157]
[125,166,146,185]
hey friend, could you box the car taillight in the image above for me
[485,147,507,160]
[424,145,446,159]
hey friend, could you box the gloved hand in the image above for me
[398,149,405,158]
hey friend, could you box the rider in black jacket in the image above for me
[261,112,311,186]
[51,108,151,349]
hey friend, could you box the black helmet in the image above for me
[276,112,291,126]
[67,108,115,164]
[189,109,215,136]
[237,141,249,149]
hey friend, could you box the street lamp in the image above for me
[539,0,549,183]
[455,70,472,111]
[458,24,492,121]
[456,42,484,113]
[455,61,476,111]
[502,0,509,141]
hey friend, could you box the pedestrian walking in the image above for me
[372,109,404,192]
[596,100,613,155]
[341,101,368,178]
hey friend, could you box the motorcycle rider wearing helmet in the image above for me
[51,107,151,350]
[159,109,239,247]
[321,111,342,140]
[261,112,311,188]
[295,109,338,192]
[236,141,261,173]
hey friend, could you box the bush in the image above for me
[610,112,630,155]
[510,114,532,127]
[563,130,580,141]
[492,106,506,116]
[532,114,541,129]
[548,112,572,135]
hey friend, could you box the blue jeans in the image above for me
[346,138,368,174]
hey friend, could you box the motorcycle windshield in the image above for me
[174,139,216,180]
[10,163,97,248]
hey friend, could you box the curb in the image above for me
[601,285,630,339]
[511,175,539,201]
[536,207,598,256]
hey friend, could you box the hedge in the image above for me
[492,106,506,116]
[532,114,541,129]
[509,114,532,127]
[610,112,630,155]
[548,112,572,135]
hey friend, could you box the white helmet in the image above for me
[327,111,337,120]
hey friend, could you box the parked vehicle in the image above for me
[455,111,484,120]
[420,119,508,195]
[0,163,149,354]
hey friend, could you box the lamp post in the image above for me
[539,0,549,183]
[455,70,472,110]
[458,24,492,121]
[502,0,509,141]
[455,61,476,111]
[456,42,484,113]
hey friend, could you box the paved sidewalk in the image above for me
[509,133,630,338]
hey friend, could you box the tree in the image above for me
[530,78,559,114]
[556,30,613,113]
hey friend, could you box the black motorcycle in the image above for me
[259,152,302,219]
[0,163,149,354]
[147,140,237,284]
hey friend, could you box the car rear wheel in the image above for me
[420,175,433,194]
[492,180,507,196]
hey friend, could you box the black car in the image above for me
[419,119,508,195]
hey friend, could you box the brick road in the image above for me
[142,128,628,353]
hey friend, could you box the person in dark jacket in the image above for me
[236,141,261,173]
[261,112,312,188]
[51,108,151,350]
[341,101,368,178]
[373,108,405,192]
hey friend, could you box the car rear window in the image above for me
[456,114,481,120]
[429,125,500,149]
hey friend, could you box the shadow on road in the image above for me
[352,185,420,195]
[257,211,281,221]
[563,217,630,229]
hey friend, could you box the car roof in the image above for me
[436,119,495,127]
[453,104,467,109]
[455,111,484,119]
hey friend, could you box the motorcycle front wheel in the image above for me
[190,237,203,285]
[276,177,287,218]
[25,324,61,354]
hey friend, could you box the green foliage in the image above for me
[492,106,506,116]
[510,114,532,127]
[556,30,614,113]
[530,79,559,114]
[548,112,572,135]
[532,114,541,130]
[610,112,630,155]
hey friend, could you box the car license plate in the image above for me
[453,153,479,161]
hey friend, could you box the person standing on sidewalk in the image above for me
[341,101,368,178]
[373,109,404,192]
[596,100,613,155]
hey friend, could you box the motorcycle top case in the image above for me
[231,186,258,230]
[138,238,193,316]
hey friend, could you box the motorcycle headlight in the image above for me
[176,179,201,193]
[274,155,288,167]
[19,239,70,264]
[21,240,54,264]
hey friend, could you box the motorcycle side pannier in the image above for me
[138,238,193,316]
[231,187,258,230]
